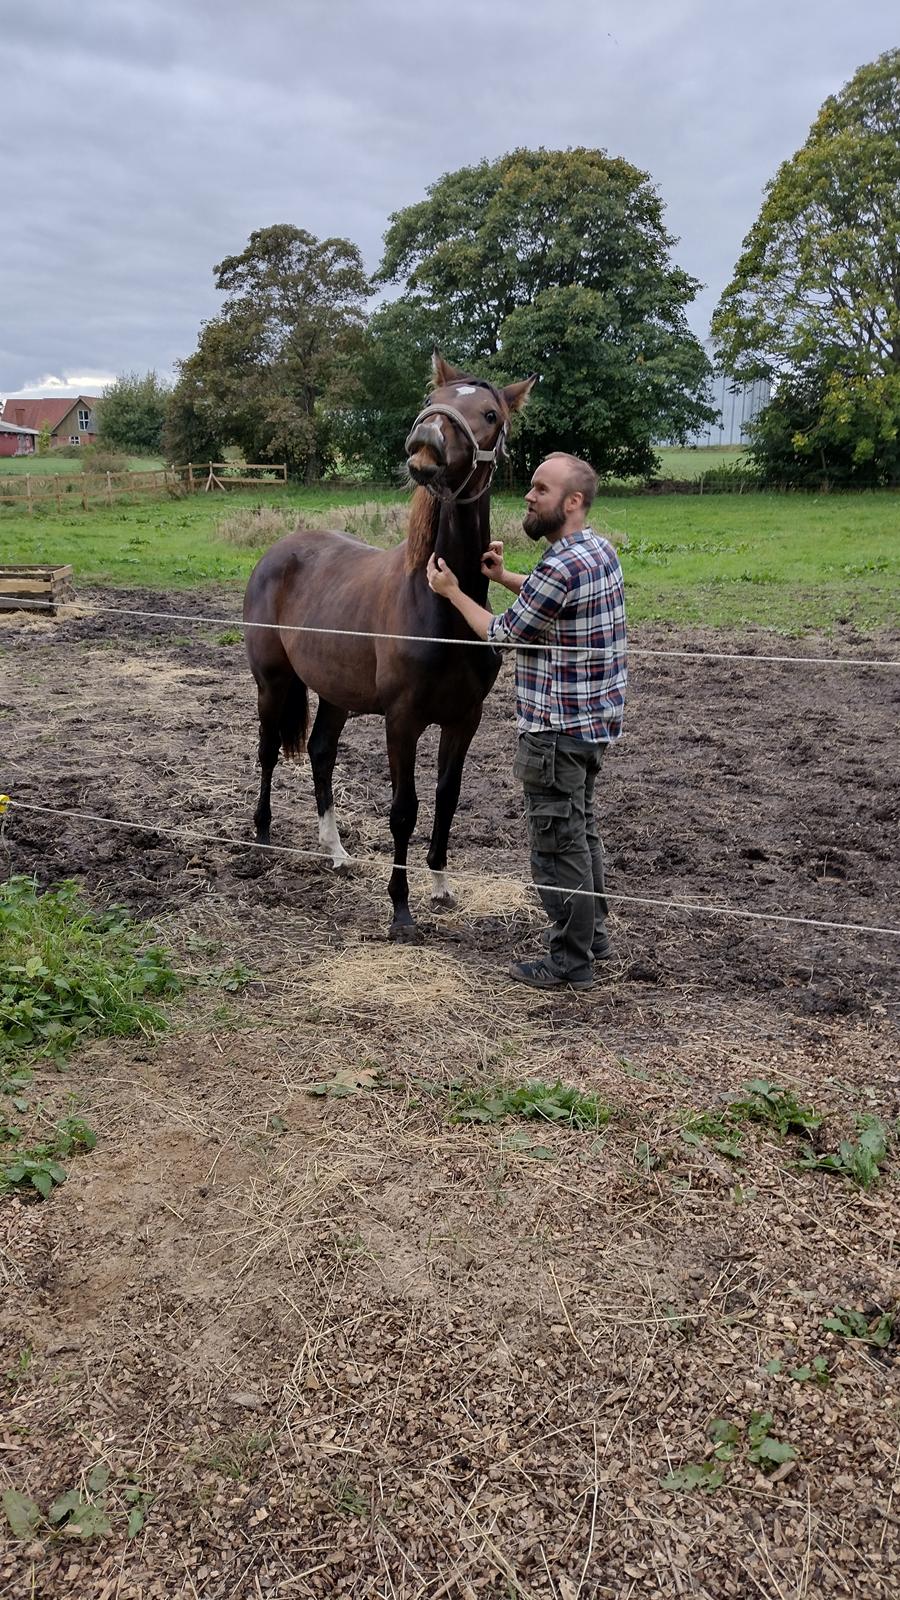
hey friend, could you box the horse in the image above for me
[242,353,535,941]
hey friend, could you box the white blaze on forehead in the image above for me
[455,385,477,395]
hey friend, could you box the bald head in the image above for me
[523,451,600,543]
[541,453,598,511]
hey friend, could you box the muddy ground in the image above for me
[1,590,899,1598]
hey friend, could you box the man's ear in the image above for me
[502,375,538,413]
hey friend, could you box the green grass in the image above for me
[0,454,165,476]
[0,486,399,589]
[0,445,739,480]
[505,492,900,630]
[0,876,180,1062]
[0,482,898,631]
[649,445,747,480]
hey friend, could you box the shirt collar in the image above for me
[550,527,592,552]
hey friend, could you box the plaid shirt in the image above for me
[487,529,627,742]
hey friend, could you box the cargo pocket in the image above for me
[514,732,557,792]
[525,794,572,854]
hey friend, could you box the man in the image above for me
[426,452,627,991]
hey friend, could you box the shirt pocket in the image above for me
[513,732,557,791]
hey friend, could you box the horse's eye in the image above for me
[484,409,497,424]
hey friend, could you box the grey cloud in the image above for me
[2,0,897,394]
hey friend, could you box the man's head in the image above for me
[523,453,598,543]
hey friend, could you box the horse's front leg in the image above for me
[386,714,423,943]
[427,707,484,911]
[308,698,350,868]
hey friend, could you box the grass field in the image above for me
[0,453,165,475]
[0,447,741,479]
[1,483,898,632]
[651,444,746,479]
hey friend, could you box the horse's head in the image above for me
[405,353,536,502]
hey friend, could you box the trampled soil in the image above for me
[1,590,899,1598]
[4,588,900,1020]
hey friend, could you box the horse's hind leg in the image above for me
[308,699,350,867]
[252,668,309,845]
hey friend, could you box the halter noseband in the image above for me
[404,399,508,505]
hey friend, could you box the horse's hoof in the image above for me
[430,892,458,913]
[388,921,423,945]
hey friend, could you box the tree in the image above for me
[331,296,453,480]
[712,49,900,485]
[168,225,371,480]
[497,284,712,479]
[747,367,900,488]
[36,421,51,456]
[371,148,713,477]
[98,371,171,455]
[161,361,224,465]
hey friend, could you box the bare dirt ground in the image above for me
[1,590,899,1599]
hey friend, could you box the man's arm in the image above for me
[427,550,569,645]
[426,555,493,638]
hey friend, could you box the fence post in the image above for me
[82,477,88,511]
[26,474,32,516]
[106,471,113,507]
[55,478,62,513]
[188,462,194,493]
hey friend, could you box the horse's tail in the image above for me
[279,674,309,759]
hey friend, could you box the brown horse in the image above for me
[242,355,535,940]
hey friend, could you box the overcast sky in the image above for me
[2,0,896,399]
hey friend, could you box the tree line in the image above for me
[98,48,900,490]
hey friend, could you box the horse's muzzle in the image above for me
[405,423,446,482]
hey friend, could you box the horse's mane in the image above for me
[405,487,441,574]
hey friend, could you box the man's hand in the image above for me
[424,551,493,639]
[481,540,505,582]
[482,539,525,596]
[426,553,460,596]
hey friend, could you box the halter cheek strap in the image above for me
[405,402,508,505]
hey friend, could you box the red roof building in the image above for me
[0,395,101,448]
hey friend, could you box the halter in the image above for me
[405,400,508,505]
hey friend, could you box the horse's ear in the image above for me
[432,350,465,387]
[502,375,538,413]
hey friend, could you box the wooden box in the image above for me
[0,564,75,616]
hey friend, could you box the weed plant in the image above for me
[0,876,179,1061]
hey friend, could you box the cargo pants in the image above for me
[513,730,609,986]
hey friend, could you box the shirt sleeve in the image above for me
[487,560,570,646]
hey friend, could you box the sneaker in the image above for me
[508,958,593,991]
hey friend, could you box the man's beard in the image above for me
[522,498,567,542]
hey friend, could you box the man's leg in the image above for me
[514,733,595,987]
[541,736,597,979]
[583,746,611,958]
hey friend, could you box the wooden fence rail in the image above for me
[0,462,288,513]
